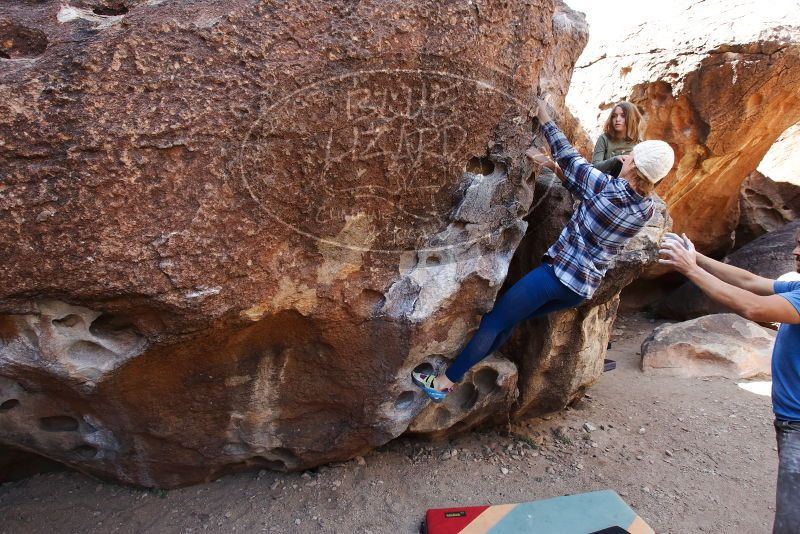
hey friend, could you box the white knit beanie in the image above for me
[632,140,674,183]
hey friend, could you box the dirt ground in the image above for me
[0,311,778,533]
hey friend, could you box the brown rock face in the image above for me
[658,221,800,320]
[0,1,656,487]
[734,171,800,249]
[568,0,800,256]
[641,314,774,379]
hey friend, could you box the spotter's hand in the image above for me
[658,233,697,274]
[661,232,691,249]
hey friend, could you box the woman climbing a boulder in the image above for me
[412,97,674,401]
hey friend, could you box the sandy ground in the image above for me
[0,311,778,534]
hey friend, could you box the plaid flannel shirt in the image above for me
[541,121,654,298]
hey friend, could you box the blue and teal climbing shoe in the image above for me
[411,371,451,403]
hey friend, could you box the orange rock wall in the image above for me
[568,0,800,255]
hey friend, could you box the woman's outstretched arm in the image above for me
[535,99,609,200]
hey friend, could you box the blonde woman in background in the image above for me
[592,101,644,175]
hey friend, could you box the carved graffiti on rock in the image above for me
[239,68,529,253]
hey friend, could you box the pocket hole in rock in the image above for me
[53,314,83,328]
[39,415,79,432]
[425,255,441,267]
[92,4,129,16]
[0,399,20,411]
[473,368,499,393]
[0,21,48,59]
[465,156,495,176]
[412,362,435,376]
[88,313,144,353]
[394,391,415,410]
[89,313,137,337]
[450,382,479,411]
[72,445,97,459]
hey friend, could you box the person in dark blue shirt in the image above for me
[659,230,800,534]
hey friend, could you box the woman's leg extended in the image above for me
[444,265,583,383]
[480,289,583,363]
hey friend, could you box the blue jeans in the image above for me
[774,419,800,534]
[445,264,585,383]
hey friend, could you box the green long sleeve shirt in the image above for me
[592,133,637,174]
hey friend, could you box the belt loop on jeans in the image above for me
[775,419,800,430]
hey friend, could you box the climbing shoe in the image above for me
[411,371,451,403]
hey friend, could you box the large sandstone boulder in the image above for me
[734,170,800,249]
[658,221,800,320]
[568,0,800,257]
[642,314,774,379]
[0,1,624,487]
